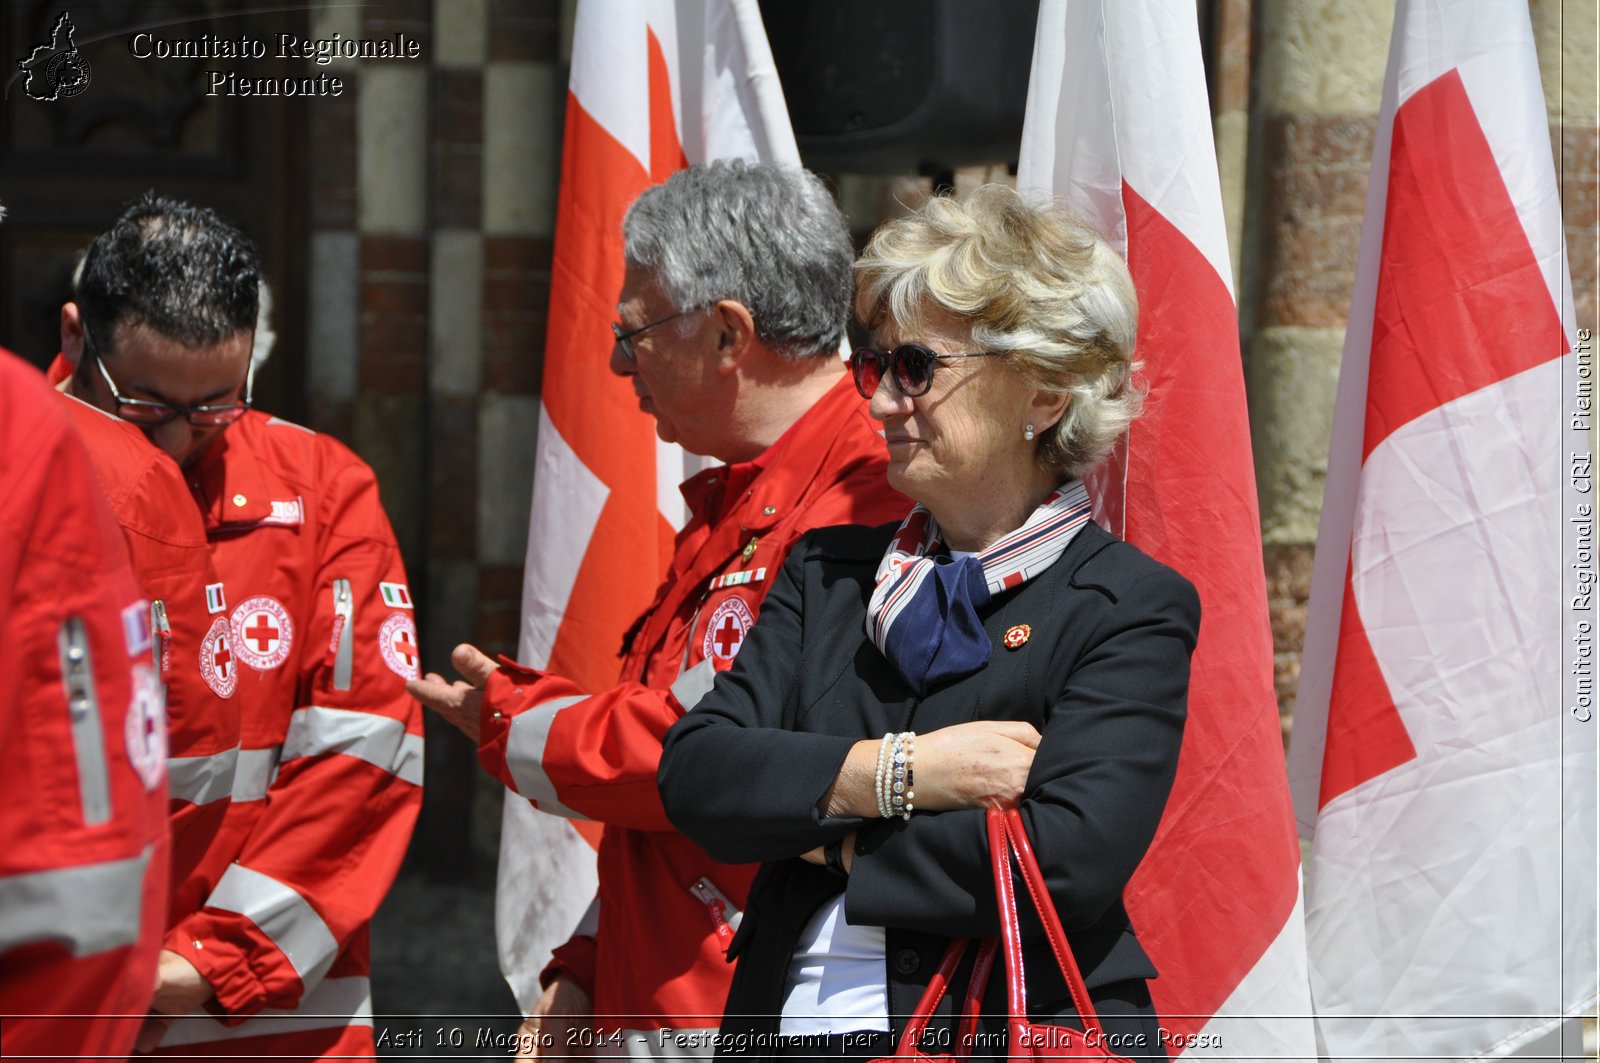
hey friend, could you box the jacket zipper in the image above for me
[151,599,172,680]
[57,616,111,825]
[330,578,354,691]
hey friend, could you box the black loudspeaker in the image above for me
[758,0,1040,175]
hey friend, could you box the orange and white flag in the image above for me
[499,0,798,1010]
[1018,2,1315,1058]
[1287,1,1597,1058]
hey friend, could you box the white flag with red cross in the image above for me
[1287,1,1597,1058]
[1017,1,1315,1058]
[501,0,799,1012]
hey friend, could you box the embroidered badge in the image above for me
[198,616,238,698]
[125,663,168,791]
[1003,624,1032,650]
[205,582,227,615]
[230,596,295,671]
[379,612,421,680]
[380,581,413,609]
[262,498,304,526]
[122,601,151,656]
[702,596,755,663]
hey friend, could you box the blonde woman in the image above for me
[659,186,1198,1062]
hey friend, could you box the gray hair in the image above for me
[855,185,1141,477]
[622,161,853,360]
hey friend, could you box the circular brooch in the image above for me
[1003,624,1032,650]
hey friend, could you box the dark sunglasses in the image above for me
[849,344,1006,399]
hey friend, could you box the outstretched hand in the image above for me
[406,643,499,743]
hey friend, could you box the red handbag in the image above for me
[873,807,1135,1062]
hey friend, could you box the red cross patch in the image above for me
[125,663,168,792]
[701,596,755,663]
[380,612,420,680]
[199,615,238,698]
[230,595,294,671]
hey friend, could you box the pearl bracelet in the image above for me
[875,732,896,819]
[874,731,916,820]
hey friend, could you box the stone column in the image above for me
[1242,0,1393,741]
[1532,0,1598,337]
[477,0,562,660]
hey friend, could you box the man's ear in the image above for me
[712,299,756,367]
[60,302,86,368]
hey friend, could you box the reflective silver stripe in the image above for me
[331,579,354,692]
[58,615,111,825]
[600,1028,719,1060]
[157,975,372,1046]
[505,695,590,819]
[231,746,281,802]
[670,657,718,711]
[207,864,338,984]
[167,746,240,806]
[280,705,424,786]
[0,846,153,957]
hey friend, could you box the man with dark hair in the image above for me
[53,200,246,1039]
[412,161,906,1059]
[53,194,423,1060]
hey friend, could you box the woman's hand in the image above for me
[909,720,1042,811]
[820,720,1042,818]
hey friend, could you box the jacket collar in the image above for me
[678,371,865,538]
[187,412,304,530]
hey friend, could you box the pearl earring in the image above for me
[1024,423,1035,441]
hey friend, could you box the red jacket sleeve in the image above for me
[478,664,687,832]
[0,355,169,1058]
[166,456,423,1018]
[478,453,905,834]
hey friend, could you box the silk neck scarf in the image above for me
[866,480,1093,694]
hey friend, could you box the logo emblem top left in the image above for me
[17,12,92,101]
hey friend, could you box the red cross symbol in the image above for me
[712,615,743,657]
[393,628,418,665]
[245,613,280,652]
[213,642,233,677]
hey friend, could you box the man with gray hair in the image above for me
[411,161,906,1057]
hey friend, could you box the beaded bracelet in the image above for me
[874,732,897,819]
[888,732,916,820]
[872,731,917,820]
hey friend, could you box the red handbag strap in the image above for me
[889,935,998,1060]
[987,808,1107,1047]
[893,936,971,1054]
[999,807,1106,1040]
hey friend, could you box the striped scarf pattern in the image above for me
[866,480,1093,694]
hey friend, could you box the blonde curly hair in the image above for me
[854,185,1141,476]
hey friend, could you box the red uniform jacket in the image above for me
[478,375,906,1039]
[157,411,423,1060]
[0,352,169,1060]
[57,392,243,929]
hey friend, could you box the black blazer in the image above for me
[658,519,1200,1060]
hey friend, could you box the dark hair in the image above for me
[75,193,260,354]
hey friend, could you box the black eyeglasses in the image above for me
[611,307,703,361]
[87,325,254,428]
[849,344,1006,399]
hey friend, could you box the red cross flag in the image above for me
[500,0,799,1011]
[1287,1,1597,1058]
[1017,2,1314,1058]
